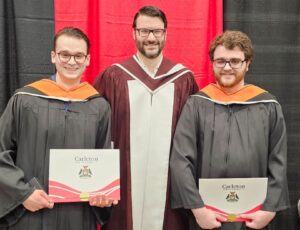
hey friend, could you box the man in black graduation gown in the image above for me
[170,31,290,230]
[0,27,115,230]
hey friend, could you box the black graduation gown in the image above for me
[0,79,112,230]
[170,84,290,230]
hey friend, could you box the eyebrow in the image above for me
[56,50,86,55]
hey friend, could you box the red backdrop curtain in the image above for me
[54,0,223,88]
[54,1,222,229]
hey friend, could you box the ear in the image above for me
[86,54,91,66]
[51,51,56,64]
[133,29,136,40]
[246,60,251,72]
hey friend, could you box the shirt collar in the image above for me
[135,53,163,78]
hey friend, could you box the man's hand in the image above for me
[89,195,118,208]
[23,189,54,212]
[192,207,227,229]
[240,210,276,229]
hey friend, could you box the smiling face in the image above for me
[133,15,166,59]
[51,34,90,87]
[213,45,250,91]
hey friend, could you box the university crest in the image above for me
[78,165,92,178]
[226,191,239,202]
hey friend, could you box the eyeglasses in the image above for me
[57,52,87,64]
[213,58,247,69]
[135,28,166,38]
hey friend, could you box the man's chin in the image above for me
[218,80,236,88]
[144,51,161,59]
[62,72,81,79]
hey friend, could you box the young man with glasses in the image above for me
[0,27,115,230]
[94,5,198,230]
[170,30,290,230]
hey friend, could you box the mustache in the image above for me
[143,41,159,45]
[220,71,235,75]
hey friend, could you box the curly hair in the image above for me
[209,30,254,61]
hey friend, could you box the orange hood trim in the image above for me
[201,83,267,102]
[26,79,99,100]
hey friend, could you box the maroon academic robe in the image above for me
[94,55,198,230]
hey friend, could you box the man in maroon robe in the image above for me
[94,5,198,230]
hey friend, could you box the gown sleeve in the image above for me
[95,98,112,149]
[263,102,290,211]
[91,98,113,227]
[0,95,35,226]
[94,68,116,104]
[170,97,204,210]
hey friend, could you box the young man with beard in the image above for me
[170,30,290,230]
[0,27,115,230]
[94,5,198,230]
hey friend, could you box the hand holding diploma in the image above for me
[192,207,227,229]
[23,189,54,212]
[89,194,118,207]
[240,210,275,229]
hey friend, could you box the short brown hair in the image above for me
[209,30,254,61]
[53,27,90,54]
[132,5,167,29]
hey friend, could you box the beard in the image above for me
[136,39,165,59]
[215,69,246,88]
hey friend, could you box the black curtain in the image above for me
[0,0,54,114]
[224,0,300,229]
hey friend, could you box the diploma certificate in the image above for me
[199,178,268,222]
[49,149,120,203]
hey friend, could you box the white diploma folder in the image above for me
[199,178,268,222]
[49,149,120,203]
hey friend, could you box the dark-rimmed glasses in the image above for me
[135,28,166,38]
[213,58,247,69]
[57,52,88,64]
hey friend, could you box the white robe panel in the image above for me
[128,80,174,230]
